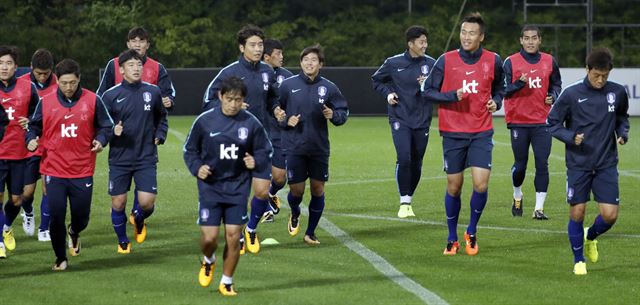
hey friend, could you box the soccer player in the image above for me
[0,46,40,256]
[372,25,436,218]
[503,25,562,219]
[184,77,272,296]
[261,38,294,223]
[547,48,629,275]
[421,13,504,256]
[202,25,282,254]
[101,49,168,254]
[17,49,58,240]
[278,45,349,245]
[26,58,113,270]
[97,26,175,222]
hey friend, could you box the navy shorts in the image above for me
[0,159,26,195]
[108,165,157,196]
[286,154,329,184]
[198,201,248,226]
[272,145,287,170]
[24,156,42,185]
[566,166,619,205]
[442,135,493,174]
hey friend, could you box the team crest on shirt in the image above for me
[421,65,429,75]
[393,122,400,130]
[81,112,88,121]
[143,92,152,103]
[606,92,616,104]
[318,86,327,97]
[567,187,574,200]
[277,75,285,84]
[200,208,210,222]
[238,127,248,140]
[262,72,270,91]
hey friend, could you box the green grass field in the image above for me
[1,116,638,305]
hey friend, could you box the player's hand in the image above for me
[486,99,497,113]
[456,88,464,101]
[288,114,301,127]
[242,102,249,110]
[154,138,160,145]
[114,121,123,136]
[617,137,626,145]
[27,137,38,152]
[387,92,399,105]
[91,139,103,153]
[322,105,333,119]
[243,153,255,170]
[274,106,286,122]
[162,96,173,108]
[18,117,29,130]
[417,76,427,88]
[574,133,584,146]
[545,95,554,105]
[519,73,528,82]
[197,164,212,179]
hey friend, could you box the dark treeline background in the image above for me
[1,0,638,89]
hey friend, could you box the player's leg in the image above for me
[266,145,287,222]
[531,126,552,219]
[109,166,132,252]
[584,166,620,264]
[129,188,140,225]
[198,200,222,288]
[442,136,467,255]
[46,176,69,270]
[510,127,530,217]
[286,154,307,237]
[409,127,429,197]
[244,177,270,254]
[464,135,493,256]
[390,121,414,217]
[219,202,245,296]
[21,156,41,236]
[0,165,8,256]
[304,155,329,245]
[38,179,50,241]
[3,160,25,250]
[567,168,591,275]
[67,176,93,257]
[132,166,158,244]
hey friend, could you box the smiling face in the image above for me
[300,52,322,79]
[408,34,428,57]
[459,22,484,52]
[240,35,264,63]
[520,30,541,54]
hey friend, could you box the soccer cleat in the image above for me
[22,214,35,236]
[218,283,238,296]
[239,237,245,255]
[532,210,549,220]
[243,228,260,254]
[464,232,478,256]
[3,229,16,251]
[512,198,523,217]
[268,194,281,215]
[288,214,300,237]
[133,219,147,244]
[128,212,136,225]
[117,242,131,254]
[52,258,68,271]
[0,243,6,259]
[443,241,460,256]
[573,261,587,275]
[261,211,275,223]
[38,230,51,242]
[303,234,320,246]
[584,228,599,263]
[397,204,415,218]
[198,261,215,287]
[68,226,81,257]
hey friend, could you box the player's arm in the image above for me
[96,59,115,97]
[267,69,281,114]
[547,90,579,145]
[547,57,562,103]
[371,58,396,101]
[94,96,114,148]
[0,103,7,142]
[153,92,169,145]
[420,56,459,103]
[327,86,349,126]
[202,70,227,112]
[183,119,205,177]
[25,100,43,150]
[28,83,40,116]
[490,54,505,110]
[277,82,293,129]
[158,64,176,111]
[502,57,526,97]
[250,120,273,173]
[615,88,630,144]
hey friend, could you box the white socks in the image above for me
[513,186,523,200]
[400,195,412,204]
[535,192,547,211]
[220,274,233,285]
[203,254,216,264]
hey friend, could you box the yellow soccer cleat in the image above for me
[584,228,599,263]
[0,244,6,259]
[128,212,136,225]
[268,194,281,215]
[218,283,238,296]
[288,214,300,237]
[239,237,245,255]
[303,234,320,246]
[52,258,68,271]
[243,228,260,254]
[133,220,147,244]
[117,242,131,254]
[68,236,81,257]
[573,261,587,275]
[397,205,415,218]
[198,261,215,287]
[3,229,16,251]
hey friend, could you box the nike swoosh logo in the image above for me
[1,98,11,103]
[397,68,406,72]
[530,69,537,73]
[85,183,92,187]
[241,77,246,80]
[578,98,588,103]
[242,215,248,220]
[152,186,157,190]
[572,246,583,251]
[446,216,456,220]
[292,89,301,93]
[116,97,126,103]
[210,132,222,137]
[64,114,74,119]
[465,71,475,75]
[474,209,482,214]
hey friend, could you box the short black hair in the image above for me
[586,48,613,71]
[31,49,54,70]
[300,44,325,64]
[55,59,81,78]
[521,25,541,37]
[237,24,265,46]
[220,77,247,97]
[127,26,149,42]
[263,39,284,59]
[0,46,19,63]
[405,25,428,42]
[462,12,485,34]
[118,49,143,66]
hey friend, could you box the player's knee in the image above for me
[447,185,462,197]
[11,196,22,206]
[601,211,618,224]
[253,188,269,200]
[273,174,286,186]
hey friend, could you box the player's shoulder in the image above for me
[101,83,123,99]
[319,77,340,90]
[604,80,626,92]
[141,81,161,93]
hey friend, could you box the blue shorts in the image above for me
[198,201,248,226]
[272,146,287,170]
[0,159,26,195]
[286,154,329,184]
[108,165,157,196]
[566,166,619,205]
[24,156,42,185]
[442,135,493,174]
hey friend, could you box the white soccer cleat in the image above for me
[23,214,35,236]
[38,230,51,242]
